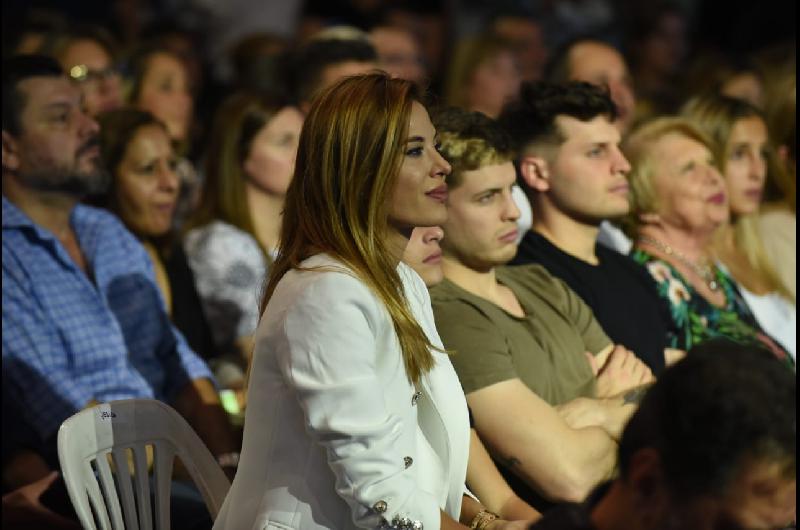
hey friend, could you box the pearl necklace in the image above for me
[637,235,720,292]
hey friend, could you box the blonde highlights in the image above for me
[681,94,793,301]
[623,117,715,235]
[261,73,438,384]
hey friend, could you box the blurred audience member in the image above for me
[46,25,123,118]
[184,93,303,387]
[125,43,194,152]
[489,8,549,83]
[369,24,426,88]
[625,117,792,366]
[758,44,796,299]
[501,82,675,374]
[545,37,636,136]
[2,54,238,500]
[682,94,795,358]
[445,33,521,119]
[291,27,377,112]
[431,107,653,511]
[229,32,289,95]
[626,2,690,118]
[528,339,796,530]
[683,51,766,109]
[96,108,218,363]
[5,8,68,56]
[124,42,198,229]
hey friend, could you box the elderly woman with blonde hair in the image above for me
[624,117,792,367]
[681,93,795,359]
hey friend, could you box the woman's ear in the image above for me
[519,155,550,192]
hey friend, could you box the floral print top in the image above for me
[631,249,794,368]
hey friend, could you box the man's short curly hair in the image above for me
[430,107,515,189]
[498,80,617,154]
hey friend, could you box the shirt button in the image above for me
[404,456,413,468]
[373,500,388,514]
[411,391,422,405]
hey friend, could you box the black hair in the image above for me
[291,38,377,104]
[619,339,796,500]
[498,80,616,152]
[2,54,63,135]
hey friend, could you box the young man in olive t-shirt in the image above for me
[430,107,654,511]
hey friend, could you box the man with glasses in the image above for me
[48,26,123,117]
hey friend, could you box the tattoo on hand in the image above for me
[623,385,650,405]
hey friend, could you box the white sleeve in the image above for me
[281,272,441,529]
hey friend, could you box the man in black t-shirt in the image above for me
[499,81,679,375]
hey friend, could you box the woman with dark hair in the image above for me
[215,73,520,530]
[96,108,216,364]
[183,93,303,383]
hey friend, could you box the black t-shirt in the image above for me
[509,231,670,375]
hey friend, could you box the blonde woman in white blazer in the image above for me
[214,74,516,530]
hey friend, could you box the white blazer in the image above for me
[213,255,470,530]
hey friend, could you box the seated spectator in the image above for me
[528,339,796,530]
[545,37,636,135]
[683,51,766,109]
[123,43,198,229]
[489,7,549,83]
[95,108,218,363]
[368,24,426,88]
[759,60,796,300]
[624,116,792,366]
[44,24,123,117]
[402,226,541,525]
[183,93,303,386]
[501,82,677,374]
[2,55,238,503]
[543,37,639,254]
[290,27,378,113]
[430,107,654,511]
[444,33,522,119]
[682,94,795,358]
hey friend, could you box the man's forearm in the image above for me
[173,378,239,458]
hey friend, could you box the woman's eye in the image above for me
[406,146,423,157]
[587,147,603,157]
[434,142,443,153]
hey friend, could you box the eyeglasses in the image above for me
[68,64,120,84]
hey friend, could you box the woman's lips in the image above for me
[425,185,448,203]
[423,251,442,264]
[707,192,727,204]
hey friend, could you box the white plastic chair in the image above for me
[57,399,231,530]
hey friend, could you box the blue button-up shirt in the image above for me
[2,197,212,441]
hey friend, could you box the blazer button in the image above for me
[411,391,422,405]
[403,456,413,469]
[373,500,388,514]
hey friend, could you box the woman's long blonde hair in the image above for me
[681,94,793,301]
[260,72,437,384]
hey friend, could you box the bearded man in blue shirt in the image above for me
[1,55,238,525]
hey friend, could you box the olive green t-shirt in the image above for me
[431,264,611,405]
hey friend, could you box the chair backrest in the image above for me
[57,399,231,530]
